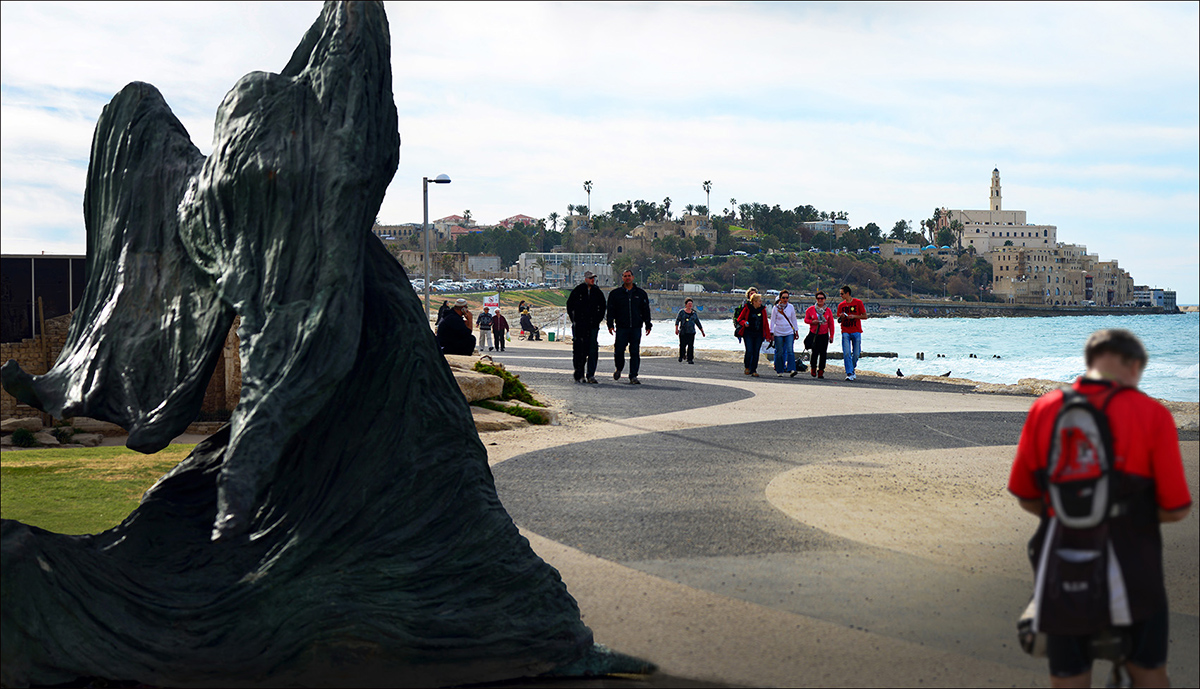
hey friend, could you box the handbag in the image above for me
[803,331,816,350]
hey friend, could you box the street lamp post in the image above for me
[423,174,452,320]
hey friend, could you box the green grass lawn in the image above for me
[1,445,194,535]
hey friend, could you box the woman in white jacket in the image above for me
[769,290,803,377]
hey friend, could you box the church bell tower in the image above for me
[991,168,1002,211]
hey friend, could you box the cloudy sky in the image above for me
[3,1,1197,301]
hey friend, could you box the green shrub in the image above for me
[11,428,38,447]
[51,427,75,444]
[472,362,545,407]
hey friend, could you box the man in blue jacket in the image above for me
[606,269,652,385]
[566,271,607,384]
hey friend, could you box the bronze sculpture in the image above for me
[1,3,649,685]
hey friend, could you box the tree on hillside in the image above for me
[890,219,910,242]
[463,209,472,226]
[662,197,672,221]
[560,258,574,286]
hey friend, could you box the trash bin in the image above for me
[547,332,556,342]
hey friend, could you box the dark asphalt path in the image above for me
[488,344,1198,684]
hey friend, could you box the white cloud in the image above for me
[3,1,1197,300]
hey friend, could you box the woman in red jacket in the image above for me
[735,293,771,377]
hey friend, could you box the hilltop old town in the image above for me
[370,170,1176,309]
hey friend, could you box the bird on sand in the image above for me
[896,369,904,377]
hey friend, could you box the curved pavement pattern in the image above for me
[486,341,1199,687]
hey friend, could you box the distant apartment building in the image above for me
[945,169,1058,253]
[1133,287,1177,309]
[372,223,424,241]
[497,214,538,229]
[802,218,851,238]
[879,243,923,261]
[988,243,1135,306]
[514,252,612,287]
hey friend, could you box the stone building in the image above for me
[988,244,1134,306]
[945,169,1058,253]
[390,250,468,280]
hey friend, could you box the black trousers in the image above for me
[678,332,695,362]
[743,331,764,373]
[810,333,829,371]
[613,327,642,378]
[572,326,599,380]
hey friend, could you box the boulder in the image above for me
[71,417,128,436]
[454,370,503,403]
[2,417,43,433]
[73,433,104,447]
[32,431,60,446]
[491,400,559,426]
[471,406,528,432]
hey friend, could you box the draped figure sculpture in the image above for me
[1,3,649,686]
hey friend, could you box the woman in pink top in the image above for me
[804,291,836,379]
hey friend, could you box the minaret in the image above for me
[991,168,1002,211]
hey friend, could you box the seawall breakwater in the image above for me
[643,291,1177,319]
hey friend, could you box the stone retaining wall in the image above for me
[1,312,242,422]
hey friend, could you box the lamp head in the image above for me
[433,174,451,184]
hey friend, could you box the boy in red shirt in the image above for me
[1009,329,1191,688]
[836,285,865,381]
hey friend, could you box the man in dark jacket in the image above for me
[606,269,652,384]
[436,298,476,356]
[567,271,607,384]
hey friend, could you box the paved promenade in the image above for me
[485,340,1199,688]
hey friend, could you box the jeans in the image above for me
[773,334,795,373]
[614,327,642,378]
[678,332,695,362]
[572,326,600,380]
[842,331,862,377]
[743,331,764,373]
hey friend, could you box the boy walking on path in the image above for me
[607,270,652,384]
[804,291,836,379]
[567,271,607,383]
[769,290,802,377]
[836,285,865,381]
[674,299,705,364]
[1008,329,1191,688]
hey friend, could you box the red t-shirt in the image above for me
[1008,378,1192,513]
[836,298,864,334]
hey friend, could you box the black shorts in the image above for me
[1047,607,1169,677]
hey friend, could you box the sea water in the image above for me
[580,311,1199,402]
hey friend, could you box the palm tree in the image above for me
[729,198,737,221]
[583,181,592,229]
[662,196,672,221]
[560,258,574,287]
[438,252,458,279]
[703,181,712,222]
[685,203,695,215]
[546,211,559,253]
[534,256,548,284]
[462,209,472,227]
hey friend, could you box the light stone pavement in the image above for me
[484,339,1200,688]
